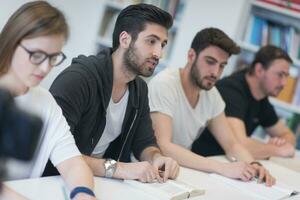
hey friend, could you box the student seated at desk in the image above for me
[0,1,95,200]
[45,3,179,183]
[192,45,296,160]
[149,28,275,186]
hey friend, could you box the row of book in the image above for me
[245,15,300,59]
[258,0,300,13]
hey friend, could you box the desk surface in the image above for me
[270,150,300,173]
[5,156,300,200]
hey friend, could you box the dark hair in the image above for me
[191,27,240,56]
[112,3,173,51]
[0,1,68,75]
[248,45,293,74]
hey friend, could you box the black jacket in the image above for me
[44,48,157,176]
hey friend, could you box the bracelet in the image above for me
[250,161,263,166]
[70,186,95,199]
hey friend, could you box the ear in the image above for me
[254,63,265,77]
[119,31,132,49]
[187,48,197,64]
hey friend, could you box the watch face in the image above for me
[104,159,117,178]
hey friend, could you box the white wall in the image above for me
[169,0,249,76]
[0,0,249,89]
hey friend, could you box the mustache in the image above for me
[147,57,159,65]
[204,75,217,81]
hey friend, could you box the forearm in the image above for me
[139,146,161,163]
[57,156,94,191]
[224,142,254,163]
[241,138,279,159]
[0,185,28,200]
[83,155,106,177]
[159,141,225,174]
[83,155,133,180]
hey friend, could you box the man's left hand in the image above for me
[151,155,180,182]
[268,137,287,146]
[250,162,276,187]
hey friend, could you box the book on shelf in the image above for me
[98,8,119,40]
[124,179,205,200]
[249,16,267,46]
[276,75,297,103]
[292,76,300,105]
[287,113,300,131]
[258,0,300,13]
[210,173,299,200]
[246,14,300,59]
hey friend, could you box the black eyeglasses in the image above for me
[19,44,66,66]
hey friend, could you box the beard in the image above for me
[259,77,284,97]
[123,42,157,77]
[190,61,217,90]
[262,84,284,97]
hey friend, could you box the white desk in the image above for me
[270,150,300,173]
[5,160,300,200]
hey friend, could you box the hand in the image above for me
[250,162,276,187]
[74,193,97,200]
[220,161,256,181]
[268,137,286,146]
[151,155,180,182]
[275,142,295,157]
[115,161,160,183]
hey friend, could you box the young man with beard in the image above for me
[192,45,296,160]
[47,4,179,183]
[148,28,275,185]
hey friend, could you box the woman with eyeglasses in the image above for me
[0,1,96,200]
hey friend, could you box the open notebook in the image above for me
[210,173,299,200]
[125,179,205,200]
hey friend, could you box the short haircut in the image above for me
[249,45,293,73]
[0,1,68,75]
[191,27,240,56]
[112,3,173,51]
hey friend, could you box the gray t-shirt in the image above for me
[148,68,225,149]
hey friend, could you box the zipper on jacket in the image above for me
[117,109,138,161]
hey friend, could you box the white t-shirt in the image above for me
[148,68,225,149]
[14,86,81,178]
[92,89,129,158]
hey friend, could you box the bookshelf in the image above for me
[235,0,300,139]
[269,97,300,115]
[95,0,185,75]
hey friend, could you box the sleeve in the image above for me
[132,83,158,160]
[49,65,91,133]
[259,99,279,128]
[217,83,248,120]
[209,87,226,119]
[148,77,177,118]
[45,92,81,167]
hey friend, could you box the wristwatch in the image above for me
[103,159,117,178]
